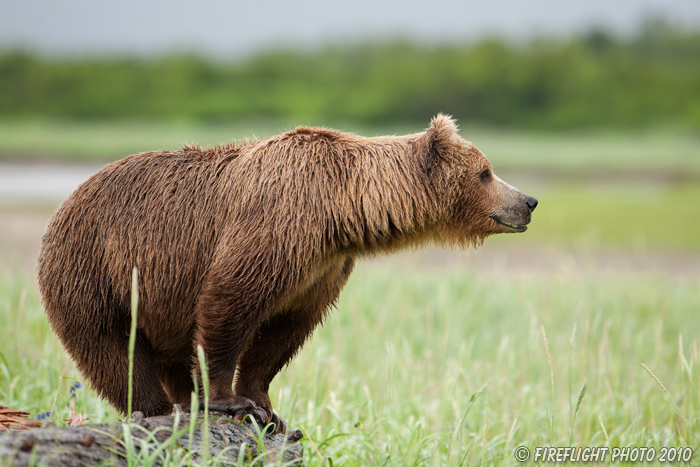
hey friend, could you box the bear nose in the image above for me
[526,196,538,213]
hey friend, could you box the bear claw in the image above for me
[208,396,270,426]
[266,411,288,435]
[230,407,270,426]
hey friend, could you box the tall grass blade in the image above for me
[128,267,138,421]
[569,383,587,445]
[541,325,556,443]
[197,344,211,464]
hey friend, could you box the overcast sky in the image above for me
[2,0,699,57]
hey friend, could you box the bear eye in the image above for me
[479,168,492,182]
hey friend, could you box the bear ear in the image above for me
[428,114,458,144]
[422,114,460,172]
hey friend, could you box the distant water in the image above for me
[0,162,105,204]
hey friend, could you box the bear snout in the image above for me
[525,196,538,213]
[488,179,537,233]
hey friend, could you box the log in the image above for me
[0,406,304,466]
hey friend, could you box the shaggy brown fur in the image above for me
[37,115,537,432]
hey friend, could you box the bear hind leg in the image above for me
[76,332,172,418]
[156,361,195,406]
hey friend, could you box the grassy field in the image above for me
[1,262,699,465]
[0,120,698,465]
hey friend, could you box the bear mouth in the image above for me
[490,215,528,233]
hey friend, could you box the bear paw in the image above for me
[208,396,269,426]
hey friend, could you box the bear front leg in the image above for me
[234,309,323,434]
[235,257,355,434]
[192,265,279,426]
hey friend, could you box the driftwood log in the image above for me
[0,407,304,466]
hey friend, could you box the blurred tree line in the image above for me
[0,19,698,129]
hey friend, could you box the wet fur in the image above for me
[37,115,532,421]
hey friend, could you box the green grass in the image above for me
[0,119,698,464]
[0,119,699,175]
[1,262,698,465]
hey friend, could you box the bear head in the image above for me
[421,114,538,247]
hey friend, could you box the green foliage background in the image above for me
[2,20,699,129]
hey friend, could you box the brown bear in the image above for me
[37,115,536,432]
